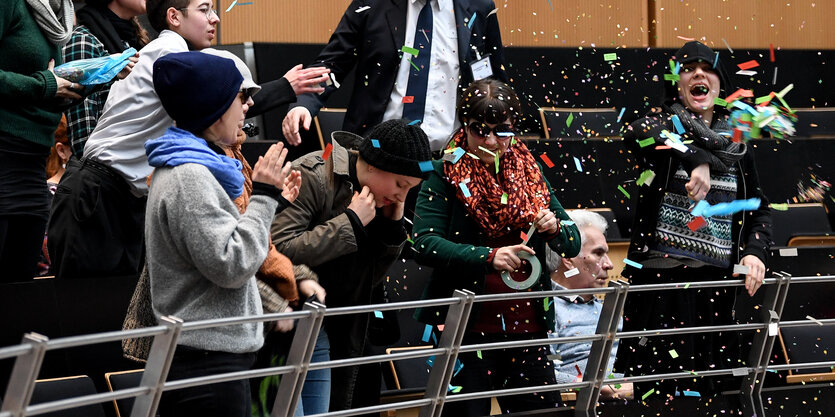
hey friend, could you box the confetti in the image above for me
[321,143,333,161]
[670,115,686,134]
[477,350,483,359]
[421,324,432,342]
[691,198,761,218]
[566,112,574,127]
[642,388,655,400]
[682,391,701,398]
[617,107,626,123]
[374,310,383,319]
[573,156,583,172]
[636,169,656,186]
[370,139,380,148]
[467,12,477,29]
[637,137,656,148]
[449,384,462,393]
[355,5,370,13]
[408,119,421,126]
[687,216,706,231]
[733,264,749,275]
[487,8,498,17]
[500,314,506,331]
[737,60,759,71]
[540,153,555,168]
[401,45,419,57]
[617,185,630,199]
[501,193,508,205]
[663,73,681,82]
[714,97,728,107]
[478,146,496,156]
[769,203,789,211]
[419,160,433,173]
[669,349,679,359]
[603,53,618,61]
[721,38,734,53]
[623,259,643,269]
[459,182,471,198]
[779,248,798,257]
[712,51,719,69]
[402,96,414,103]
[565,268,579,278]
[806,315,824,326]
[442,147,466,164]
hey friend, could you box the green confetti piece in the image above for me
[543,297,550,311]
[401,45,419,56]
[642,388,655,401]
[501,193,508,205]
[495,153,500,174]
[617,185,630,199]
[566,112,574,127]
[714,97,729,107]
[477,350,482,359]
[684,282,691,289]
[638,137,655,148]
[663,73,680,81]
[755,94,773,104]
[776,94,793,113]
[669,59,676,72]
[769,203,789,211]
[478,146,496,156]
[604,52,618,61]
[614,383,622,389]
[669,349,679,358]
[636,169,655,186]
[409,59,420,72]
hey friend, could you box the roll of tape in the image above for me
[500,251,541,290]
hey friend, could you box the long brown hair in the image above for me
[84,0,151,47]
[46,115,69,179]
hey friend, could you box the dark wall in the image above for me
[249,43,835,140]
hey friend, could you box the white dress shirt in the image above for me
[383,0,460,151]
[83,30,189,197]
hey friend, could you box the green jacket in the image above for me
[0,0,62,147]
[413,159,581,329]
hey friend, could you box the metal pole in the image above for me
[130,316,183,417]
[574,280,628,417]
[272,301,326,417]
[740,272,791,417]
[1,333,48,417]
[418,289,475,417]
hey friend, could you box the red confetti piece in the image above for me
[539,153,555,168]
[402,96,414,103]
[322,143,333,161]
[732,129,742,143]
[737,60,760,70]
[688,217,707,231]
[520,231,528,242]
[769,44,775,63]
[724,88,754,103]
[655,145,672,150]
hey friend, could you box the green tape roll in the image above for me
[500,251,541,290]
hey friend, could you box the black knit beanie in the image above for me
[153,52,243,134]
[663,41,732,109]
[357,119,432,179]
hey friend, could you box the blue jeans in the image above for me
[294,329,331,416]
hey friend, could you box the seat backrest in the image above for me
[793,107,835,137]
[539,107,620,138]
[384,346,433,391]
[30,375,106,417]
[314,108,348,150]
[779,327,835,383]
[770,203,832,246]
[104,369,145,417]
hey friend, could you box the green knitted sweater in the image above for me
[0,0,62,147]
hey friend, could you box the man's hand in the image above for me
[685,163,711,201]
[600,382,633,399]
[281,107,312,146]
[735,254,766,297]
[348,186,376,226]
[492,244,535,273]
[298,279,326,304]
[283,64,331,96]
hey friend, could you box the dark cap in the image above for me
[675,41,718,66]
[356,119,432,179]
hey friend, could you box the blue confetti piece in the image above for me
[419,160,433,172]
[501,314,506,331]
[421,324,432,343]
[453,359,464,376]
[459,182,471,198]
[370,139,380,148]
[467,12,477,29]
[426,355,435,367]
[573,156,583,172]
[451,147,466,163]
[673,61,680,75]
[408,119,421,126]
[623,259,643,269]
[560,220,576,226]
[224,0,238,12]
[713,52,719,69]
[683,390,702,398]
[617,107,626,123]
[691,198,761,218]
[431,331,437,344]
[374,310,383,319]
[671,115,686,134]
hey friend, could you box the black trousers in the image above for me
[47,157,146,279]
[441,332,561,416]
[159,346,257,417]
[0,134,50,282]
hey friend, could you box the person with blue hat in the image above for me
[143,51,302,417]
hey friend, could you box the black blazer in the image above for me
[293,0,507,136]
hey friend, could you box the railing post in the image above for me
[419,289,476,417]
[740,273,791,417]
[130,316,183,417]
[574,280,629,417]
[271,301,325,417]
[1,333,48,417]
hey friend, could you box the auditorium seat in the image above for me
[538,107,620,138]
[313,108,347,150]
[770,203,832,246]
[793,108,835,137]
[778,327,835,383]
[104,369,146,417]
[30,375,106,417]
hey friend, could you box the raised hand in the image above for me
[348,186,376,226]
[281,170,302,203]
[283,64,331,95]
[252,142,292,189]
[533,209,559,235]
[281,107,312,146]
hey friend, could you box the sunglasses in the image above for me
[467,122,516,139]
[239,89,253,104]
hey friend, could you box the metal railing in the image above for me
[3,272,835,417]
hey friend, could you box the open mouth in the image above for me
[689,84,710,100]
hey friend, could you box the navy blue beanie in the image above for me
[153,52,243,134]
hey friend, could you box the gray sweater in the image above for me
[145,163,278,353]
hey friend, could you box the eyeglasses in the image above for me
[177,6,218,19]
[239,89,252,104]
[467,122,516,139]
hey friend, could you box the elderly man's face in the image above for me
[568,226,613,289]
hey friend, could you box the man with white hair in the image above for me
[546,209,632,399]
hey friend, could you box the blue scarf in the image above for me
[145,127,244,199]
